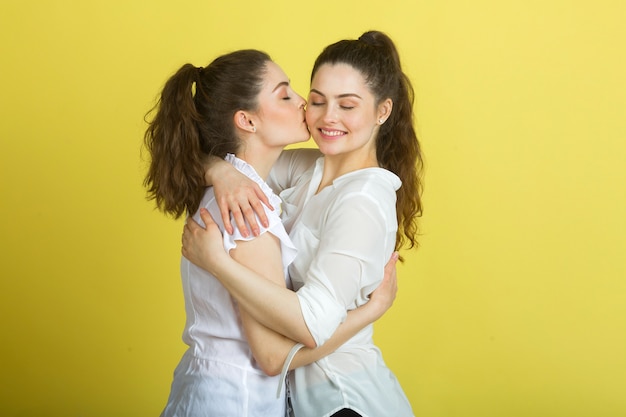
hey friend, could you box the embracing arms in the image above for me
[203,148,321,236]
[224,224,398,375]
[192,150,397,374]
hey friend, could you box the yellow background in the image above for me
[1,1,625,416]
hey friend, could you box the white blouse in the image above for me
[160,154,297,417]
[268,151,415,417]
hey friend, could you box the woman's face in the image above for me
[305,63,389,160]
[253,61,310,148]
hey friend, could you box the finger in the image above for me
[254,185,274,211]
[249,198,269,229]
[230,206,250,238]
[181,224,191,257]
[199,208,217,228]
[185,217,204,232]
[240,203,261,237]
[383,252,399,280]
[217,198,234,235]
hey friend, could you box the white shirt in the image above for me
[268,152,415,417]
[160,154,297,417]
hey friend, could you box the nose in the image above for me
[322,106,337,123]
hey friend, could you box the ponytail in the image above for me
[143,64,207,218]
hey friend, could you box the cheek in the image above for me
[305,109,317,126]
[346,113,372,131]
[267,109,290,127]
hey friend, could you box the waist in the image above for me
[185,336,254,364]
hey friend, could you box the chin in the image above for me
[315,144,337,156]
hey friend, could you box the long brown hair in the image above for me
[311,31,424,252]
[143,50,271,218]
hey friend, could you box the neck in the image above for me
[317,150,379,193]
[236,146,283,180]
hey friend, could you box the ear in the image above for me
[233,110,256,133]
[377,98,393,125]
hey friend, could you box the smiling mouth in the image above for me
[320,128,345,137]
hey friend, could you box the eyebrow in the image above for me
[309,88,362,99]
[272,81,290,92]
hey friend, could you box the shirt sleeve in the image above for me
[296,191,395,345]
[221,197,298,269]
[267,148,321,193]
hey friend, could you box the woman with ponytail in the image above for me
[183,31,421,417]
[145,49,397,417]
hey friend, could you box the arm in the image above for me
[199,201,398,375]
[289,252,398,370]
[290,193,394,346]
[182,207,397,352]
[222,229,398,375]
[256,260,397,374]
[266,148,321,192]
[203,155,272,237]
[227,230,301,375]
[183,208,316,348]
[203,149,320,237]
[236,240,398,375]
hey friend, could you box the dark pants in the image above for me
[331,409,362,417]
